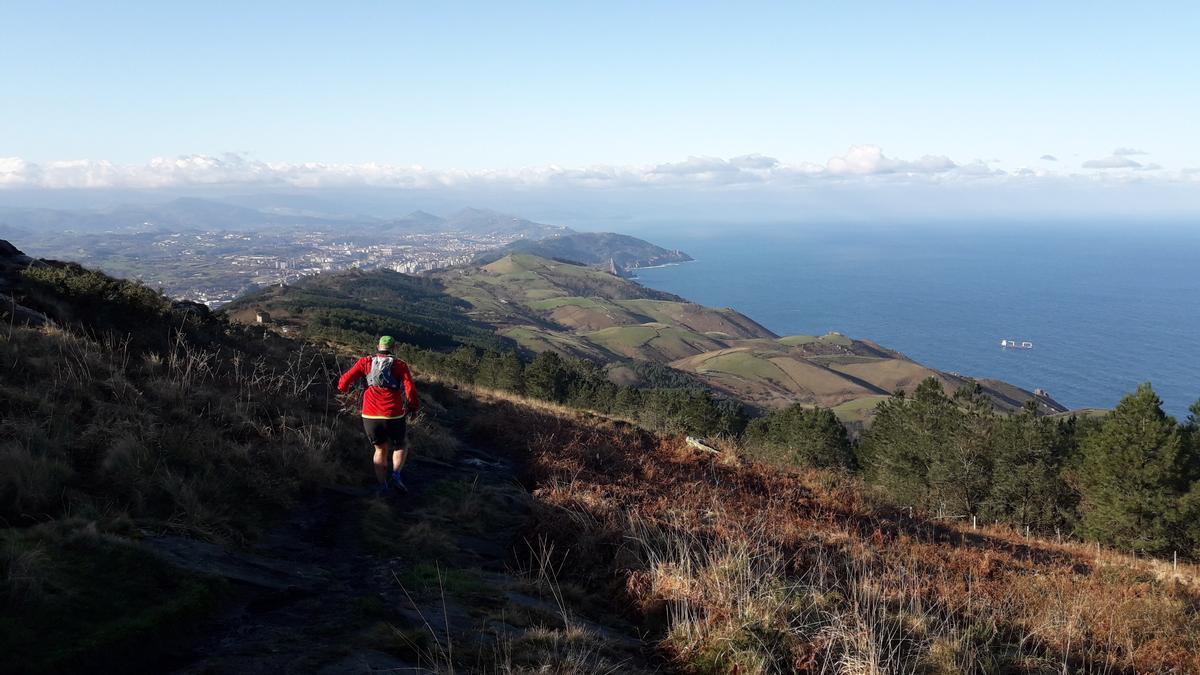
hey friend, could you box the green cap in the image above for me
[378,335,394,350]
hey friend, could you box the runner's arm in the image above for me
[337,358,368,392]
[398,361,420,414]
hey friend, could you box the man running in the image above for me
[337,335,420,494]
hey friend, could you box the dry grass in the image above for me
[465,397,1200,673]
[0,321,372,671]
[0,324,363,540]
[408,412,466,461]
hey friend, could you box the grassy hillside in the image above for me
[221,267,511,352]
[432,254,1064,419]
[0,245,372,671]
[466,394,1200,673]
[435,253,775,362]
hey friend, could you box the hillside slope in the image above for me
[0,241,367,671]
[0,242,652,673]
[434,253,1064,418]
[221,267,512,352]
[480,231,693,273]
[466,391,1200,673]
[3,240,1197,673]
[438,253,773,344]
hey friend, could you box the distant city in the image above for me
[13,226,527,307]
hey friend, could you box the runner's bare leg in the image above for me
[373,442,391,484]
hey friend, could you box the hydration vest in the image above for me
[366,355,402,390]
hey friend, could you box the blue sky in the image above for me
[1,1,1198,211]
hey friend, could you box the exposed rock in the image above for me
[0,240,24,257]
[171,299,212,319]
[1,300,55,326]
[138,532,331,592]
[315,650,426,675]
[0,239,41,269]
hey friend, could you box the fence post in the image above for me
[972,515,977,531]
[1174,551,1178,572]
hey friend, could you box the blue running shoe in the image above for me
[390,471,408,493]
[374,483,391,497]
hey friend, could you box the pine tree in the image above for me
[928,382,996,517]
[495,350,525,394]
[981,404,1075,532]
[744,404,854,468]
[524,351,570,402]
[446,346,479,384]
[1077,383,1187,555]
[859,378,1006,517]
[859,378,960,511]
[473,351,503,389]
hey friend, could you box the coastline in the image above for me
[629,243,1083,414]
[627,258,695,278]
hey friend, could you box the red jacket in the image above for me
[337,353,420,419]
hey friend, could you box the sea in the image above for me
[631,223,1200,419]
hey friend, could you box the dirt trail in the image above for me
[156,441,651,674]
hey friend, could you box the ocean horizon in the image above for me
[632,223,1200,419]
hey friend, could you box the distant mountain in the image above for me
[0,197,354,232]
[381,207,570,239]
[0,222,30,239]
[487,231,693,274]
[447,208,570,238]
[218,192,373,219]
[381,209,448,232]
[0,200,574,239]
[0,194,570,240]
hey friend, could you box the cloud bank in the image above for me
[0,145,1191,192]
[1081,148,1160,170]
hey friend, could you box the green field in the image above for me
[1047,407,1110,420]
[820,332,853,346]
[529,296,605,311]
[586,325,660,349]
[523,288,561,301]
[778,335,818,346]
[807,354,885,365]
[503,326,605,358]
[777,332,853,347]
[583,324,724,361]
[693,350,789,381]
[831,395,891,423]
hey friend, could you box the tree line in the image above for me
[395,345,747,438]
[857,379,1200,559]
[394,339,1200,560]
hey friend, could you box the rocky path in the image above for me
[156,443,651,674]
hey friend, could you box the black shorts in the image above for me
[363,416,407,447]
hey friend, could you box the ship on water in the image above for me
[1000,339,1034,349]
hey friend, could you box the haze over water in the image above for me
[634,224,1200,419]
